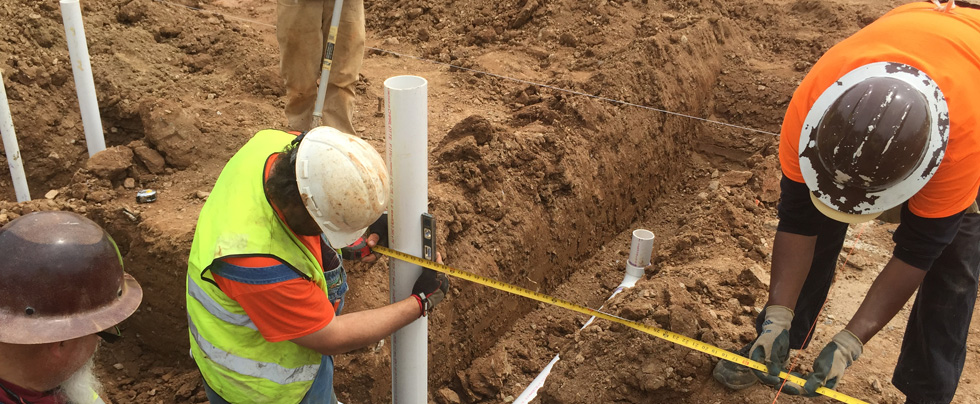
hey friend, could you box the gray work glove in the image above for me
[411,268,449,317]
[804,330,863,395]
[749,305,794,384]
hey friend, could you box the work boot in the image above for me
[712,343,758,390]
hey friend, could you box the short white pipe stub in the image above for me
[516,228,656,402]
[628,229,655,268]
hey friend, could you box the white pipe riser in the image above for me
[514,229,655,403]
[384,75,429,404]
[60,0,105,157]
[623,229,654,285]
[0,72,31,202]
[628,229,655,268]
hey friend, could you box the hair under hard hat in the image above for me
[799,62,949,223]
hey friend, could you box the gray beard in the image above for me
[56,358,101,404]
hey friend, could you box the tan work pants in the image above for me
[277,0,364,134]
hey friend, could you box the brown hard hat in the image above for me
[814,76,931,192]
[799,62,949,222]
[0,211,143,344]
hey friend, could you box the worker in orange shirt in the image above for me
[712,2,980,403]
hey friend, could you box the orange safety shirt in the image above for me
[779,2,980,218]
[212,153,339,343]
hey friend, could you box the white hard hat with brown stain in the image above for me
[295,126,389,247]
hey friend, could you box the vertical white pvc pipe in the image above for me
[384,75,428,403]
[0,71,31,202]
[60,0,106,157]
[623,229,655,287]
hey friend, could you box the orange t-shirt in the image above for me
[212,152,337,343]
[779,3,980,218]
[213,240,336,343]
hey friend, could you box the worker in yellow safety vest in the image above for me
[186,126,449,403]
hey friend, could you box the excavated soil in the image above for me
[1,0,979,403]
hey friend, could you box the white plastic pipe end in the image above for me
[628,229,655,268]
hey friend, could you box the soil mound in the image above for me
[3,0,979,403]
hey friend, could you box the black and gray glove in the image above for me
[411,268,449,317]
[367,212,389,248]
[750,305,794,382]
[339,213,389,261]
[804,330,863,395]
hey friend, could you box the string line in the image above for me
[148,0,780,136]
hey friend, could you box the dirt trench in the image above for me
[5,0,968,403]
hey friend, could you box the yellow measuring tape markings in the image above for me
[374,246,868,404]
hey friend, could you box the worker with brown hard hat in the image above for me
[0,211,143,404]
[186,126,449,404]
[713,1,980,403]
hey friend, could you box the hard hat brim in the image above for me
[0,273,143,344]
[321,227,369,249]
[799,62,948,216]
[810,192,881,224]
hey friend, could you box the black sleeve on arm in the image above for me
[892,204,965,271]
[776,175,825,236]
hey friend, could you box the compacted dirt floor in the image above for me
[1,0,979,403]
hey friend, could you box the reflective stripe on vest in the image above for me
[186,275,257,330]
[186,130,327,403]
[188,313,320,385]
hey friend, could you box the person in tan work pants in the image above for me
[277,0,364,134]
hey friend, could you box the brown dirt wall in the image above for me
[2,0,979,403]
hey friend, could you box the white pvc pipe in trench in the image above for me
[0,71,31,202]
[60,0,106,157]
[514,229,655,403]
[623,229,655,288]
[384,75,429,403]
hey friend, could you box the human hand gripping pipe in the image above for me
[371,245,870,404]
[514,229,653,404]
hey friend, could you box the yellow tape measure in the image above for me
[374,246,867,404]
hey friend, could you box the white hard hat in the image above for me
[295,126,389,247]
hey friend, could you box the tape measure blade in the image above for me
[373,247,867,404]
